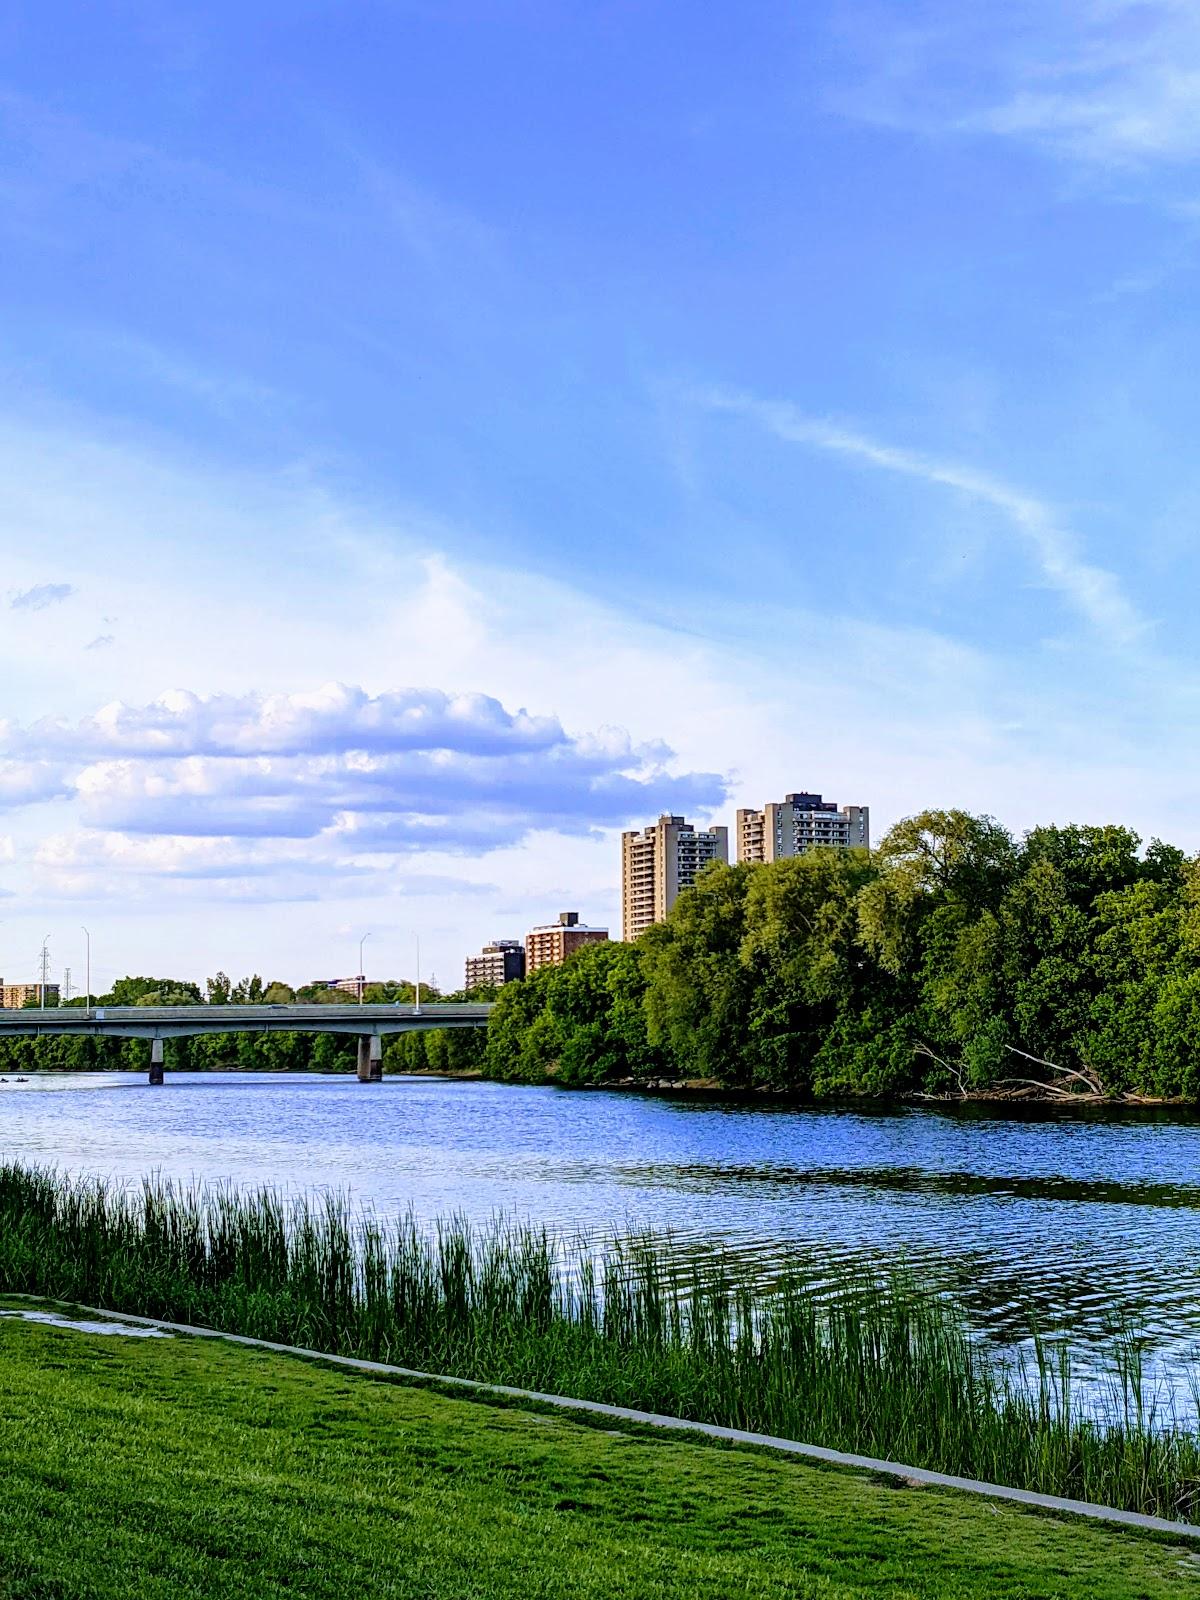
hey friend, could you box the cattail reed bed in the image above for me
[2,1160,1198,1522]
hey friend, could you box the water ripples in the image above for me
[5,1071,1200,1397]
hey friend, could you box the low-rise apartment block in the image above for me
[308,975,368,998]
[525,912,608,974]
[621,814,729,940]
[735,793,869,863]
[1,982,59,1008]
[464,939,526,990]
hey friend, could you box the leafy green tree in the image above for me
[741,847,878,1090]
[858,810,1017,976]
[106,976,203,1006]
[642,863,757,1084]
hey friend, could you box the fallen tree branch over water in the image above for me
[911,1041,1114,1102]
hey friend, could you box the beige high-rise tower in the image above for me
[621,814,729,940]
[735,792,869,863]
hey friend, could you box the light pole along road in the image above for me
[0,1003,493,1084]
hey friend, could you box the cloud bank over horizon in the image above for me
[0,682,727,904]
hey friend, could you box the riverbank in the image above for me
[5,1158,1200,1521]
[3,1310,1197,1599]
[600,1074,1192,1105]
[23,1061,1188,1107]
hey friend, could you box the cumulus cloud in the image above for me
[1,683,727,856]
[9,582,72,612]
[13,683,570,760]
[0,759,70,806]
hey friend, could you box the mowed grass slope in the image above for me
[1,1316,1198,1600]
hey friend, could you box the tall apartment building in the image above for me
[621,814,730,941]
[464,939,526,991]
[525,912,608,974]
[735,793,869,863]
[736,808,765,864]
[1,982,59,1009]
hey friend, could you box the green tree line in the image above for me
[12,808,1200,1097]
[482,810,1200,1099]
[0,971,487,1076]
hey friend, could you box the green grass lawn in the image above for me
[1,1310,1198,1600]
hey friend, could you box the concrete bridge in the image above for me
[0,1003,493,1083]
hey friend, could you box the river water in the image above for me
[4,1071,1199,1393]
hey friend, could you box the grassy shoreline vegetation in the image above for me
[4,1160,1200,1524]
[5,1319,1198,1600]
[10,810,1200,1101]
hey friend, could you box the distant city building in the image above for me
[1,982,59,1008]
[464,939,526,991]
[525,912,608,974]
[736,807,765,865]
[621,814,729,941]
[735,793,869,864]
[309,975,367,998]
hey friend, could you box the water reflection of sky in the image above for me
[6,1072,1200,1395]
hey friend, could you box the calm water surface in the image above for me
[5,1071,1199,1381]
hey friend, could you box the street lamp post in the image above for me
[81,926,91,1014]
[415,933,422,1015]
[358,932,370,1005]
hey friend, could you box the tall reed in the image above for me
[1,1159,1197,1521]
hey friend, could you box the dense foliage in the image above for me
[483,810,1200,1099]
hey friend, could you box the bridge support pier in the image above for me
[356,1034,383,1082]
[149,1038,164,1085]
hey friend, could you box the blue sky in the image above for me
[2,0,1199,991]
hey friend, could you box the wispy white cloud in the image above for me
[31,828,499,905]
[833,1,1200,169]
[703,388,1146,646]
[9,582,72,612]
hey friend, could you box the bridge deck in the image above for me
[0,1003,493,1040]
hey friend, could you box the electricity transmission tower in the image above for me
[38,937,51,1009]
